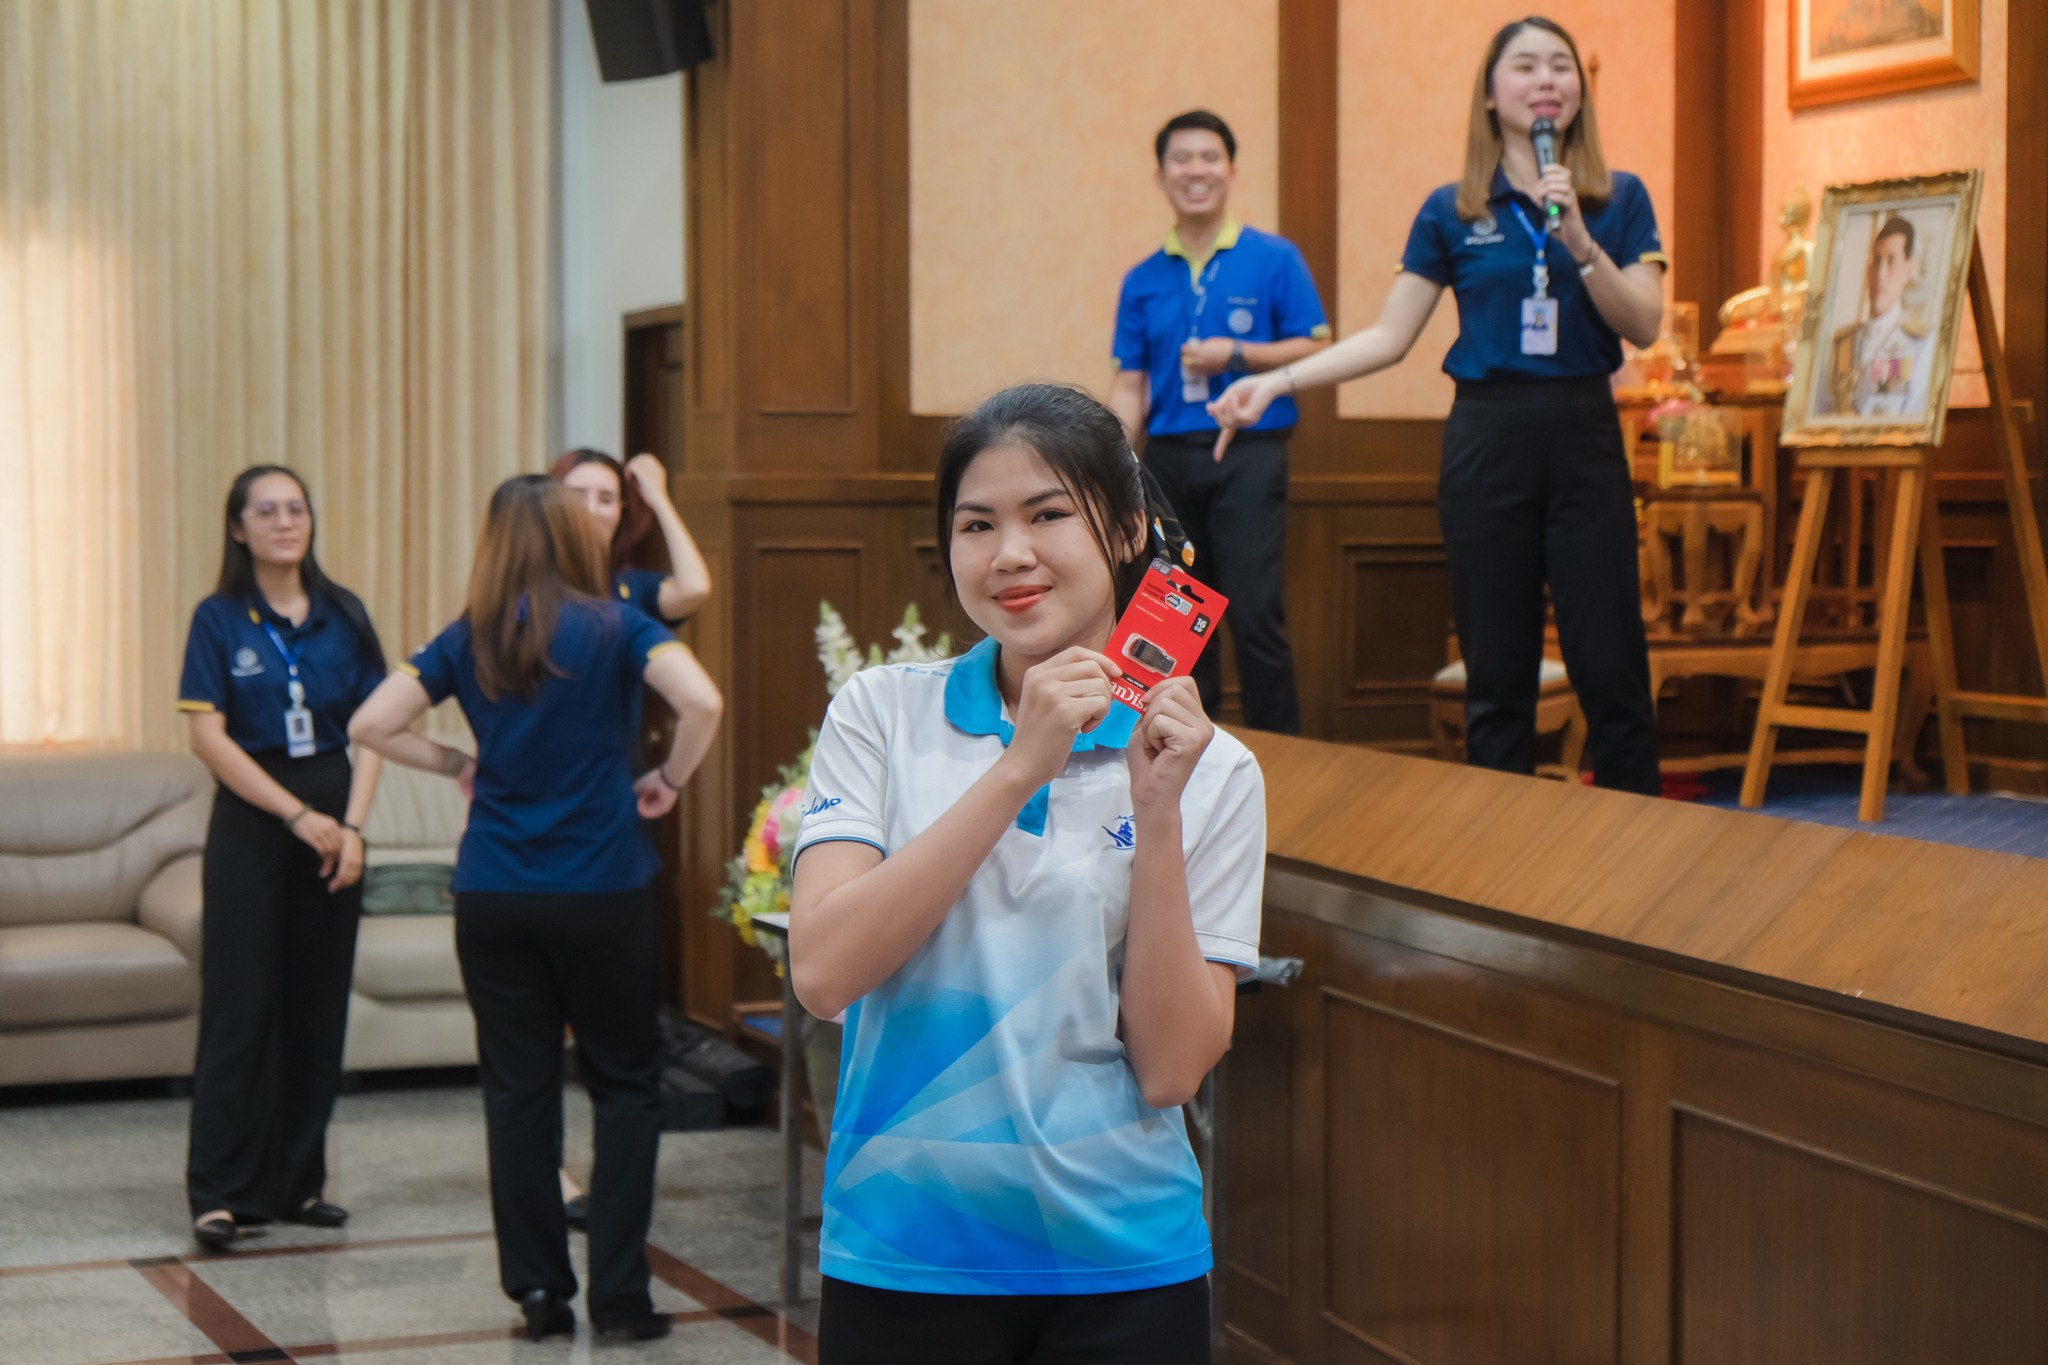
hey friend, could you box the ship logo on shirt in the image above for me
[230,648,265,678]
[1103,816,1135,850]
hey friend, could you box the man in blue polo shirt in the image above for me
[1109,110,1328,734]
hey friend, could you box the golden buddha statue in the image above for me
[1710,187,1813,389]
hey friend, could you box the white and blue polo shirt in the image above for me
[794,638,1266,1295]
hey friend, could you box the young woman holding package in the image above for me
[1212,15,1667,794]
[789,383,1265,1364]
[349,476,722,1343]
[551,448,711,627]
[177,466,387,1251]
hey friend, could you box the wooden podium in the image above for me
[1741,239,2048,820]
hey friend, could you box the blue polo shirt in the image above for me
[403,598,681,894]
[1399,168,1668,382]
[1114,220,1330,437]
[177,592,385,756]
[614,568,683,626]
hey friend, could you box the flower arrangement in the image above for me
[714,601,952,967]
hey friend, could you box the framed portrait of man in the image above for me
[1790,0,1979,109]
[1782,171,1981,448]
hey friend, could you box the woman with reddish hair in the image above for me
[549,449,711,627]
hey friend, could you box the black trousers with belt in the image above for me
[1143,429,1300,734]
[454,886,663,1319]
[1437,377,1661,795]
[187,748,362,1220]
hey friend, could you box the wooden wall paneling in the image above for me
[1276,0,1342,467]
[1320,977,1623,1365]
[684,9,731,454]
[677,527,738,1029]
[1334,536,1451,746]
[1222,978,1296,1350]
[1674,1114,2048,1362]
[1672,0,1763,317]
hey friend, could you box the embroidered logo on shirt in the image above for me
[230,648,265,678]
[802,795,842,817]
[1103,816,1135,850]
[1464,213,1504,246]
[1227,307,1254,335]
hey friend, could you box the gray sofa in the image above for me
[0,750,474,1088]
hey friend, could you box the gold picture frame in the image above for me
[1789,0,1979,110]
[1782,170,1981,449]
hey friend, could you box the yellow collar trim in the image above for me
[1164,217,1242,281]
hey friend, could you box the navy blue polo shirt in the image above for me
[177,592,385,755]
[1399,169,1667,382]
[1114,220,1330,437]
[404,599,681,894]
[614,568,683,626]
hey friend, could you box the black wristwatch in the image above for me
[1229,338,1246,372]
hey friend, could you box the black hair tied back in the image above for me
[934,383,1197,613]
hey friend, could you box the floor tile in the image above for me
[0,1265,218,1365]
[193,1236,704,1348]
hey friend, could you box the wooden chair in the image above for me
[1431,658,1587,781]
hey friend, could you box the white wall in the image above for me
[557,0,686,457]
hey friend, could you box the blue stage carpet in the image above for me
[1697,766,2048,859]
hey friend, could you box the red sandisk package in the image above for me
[1106,559,1228,713]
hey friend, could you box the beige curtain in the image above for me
[0,0,550,750]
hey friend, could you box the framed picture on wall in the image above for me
[1789,0,1979,110]
[1783,171,1981,448]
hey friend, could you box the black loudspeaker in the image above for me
[583,0,713,82]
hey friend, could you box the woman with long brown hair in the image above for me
[178,465,385,1251]
[349,475,722,1343]
[1213,15,1667,794]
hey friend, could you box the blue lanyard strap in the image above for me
[1187,254,1224,336]
[258,619,300,677]
[1507,203,1554,298]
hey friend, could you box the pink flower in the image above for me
[761,785,806,861]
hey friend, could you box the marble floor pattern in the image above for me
[0,1074,825,1365]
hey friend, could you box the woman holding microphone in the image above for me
[1214,15,1666,793]
[349,476,722,1342]
[177,466,386,1250]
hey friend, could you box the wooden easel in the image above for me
[1741,236,2048,821]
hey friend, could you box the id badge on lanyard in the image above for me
[262,620,318,758]
[1181,256,1224,402]
[1510,204,1559,357]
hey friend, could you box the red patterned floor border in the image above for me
[106,1234,816,1364]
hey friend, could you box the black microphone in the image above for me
[1530,116,1561,229]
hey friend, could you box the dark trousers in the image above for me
[1143,429,1300,733]
[454,886,662,1318]
[187,750,362,1220]
[1437,378,1660,794]
[819,1275,1210,1365]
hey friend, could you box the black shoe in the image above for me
[563,1194,588,1231]
[593,1310,672,1340]
[192,1215,238,1252]
[287,1200,349,1228]
[520,1289,576,1342]
[231,1212,274,1228]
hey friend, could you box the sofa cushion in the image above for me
[0,923,198,1028]
[0,753,211,928]
[353,915,466,1001]
[361,760,467,868]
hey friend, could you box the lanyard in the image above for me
[257,614,308,707]
[1508,203,1553,300]
[1186,253,1225,339]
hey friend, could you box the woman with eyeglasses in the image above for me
[176,466,388,1251]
